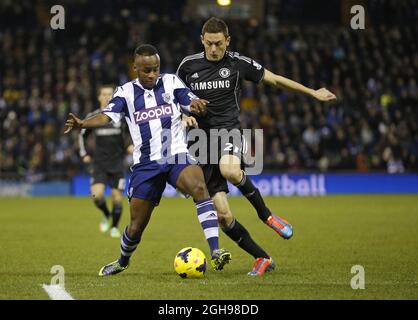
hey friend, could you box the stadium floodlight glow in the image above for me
[217,0,232,6]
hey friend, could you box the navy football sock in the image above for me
[118,226,140,267]
[195,199,219,255]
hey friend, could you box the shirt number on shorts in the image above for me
[224,143,233,151]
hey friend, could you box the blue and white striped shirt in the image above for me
[103,73,197,165]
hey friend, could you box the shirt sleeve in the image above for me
[176,59,188,84]
[236,53,265,83]
[172,75,199,114]
[102,87,127,123]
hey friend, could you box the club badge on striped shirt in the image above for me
[162,92,172,103]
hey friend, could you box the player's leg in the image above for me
[99,198,155,276]
[175,164,218,255]
[107,173,126,238]
[211,191,275,275]
[99,162,165,276]
[119,198,155,266]
[219,154,293,240]
[90,182,111,233]
[109,188,123,238]
[200,161,274,275]
[169,155,231,270]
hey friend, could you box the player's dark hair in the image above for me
[202,17,229,37]
[134,44,159,57]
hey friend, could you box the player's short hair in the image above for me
[134,44,159,57]
[202,17,229,38]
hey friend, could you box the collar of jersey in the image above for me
[204,51,227,63]
[134,76,162,91]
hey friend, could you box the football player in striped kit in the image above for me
[64,44,231,276]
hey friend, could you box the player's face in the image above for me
[98,87,114,109]
[134,54,160,89]
[201,32,230,61]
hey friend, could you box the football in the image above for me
[174,247,207,278]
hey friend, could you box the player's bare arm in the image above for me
[64,112,111,134]
[262,69,337,102]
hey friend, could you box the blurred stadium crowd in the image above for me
[0,0,417,181]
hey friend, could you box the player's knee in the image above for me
[220,167,241,184]
[111,191,123,204]
[190,180,209,201]
[92,193,105,203]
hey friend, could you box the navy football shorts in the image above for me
[127,153,196,206]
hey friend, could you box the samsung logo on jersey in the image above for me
[190,80,231,91]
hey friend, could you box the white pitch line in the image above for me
[42,284,74,300]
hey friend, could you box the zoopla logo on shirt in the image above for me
[134,104,174,124]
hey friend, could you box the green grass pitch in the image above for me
[0,195,417,299]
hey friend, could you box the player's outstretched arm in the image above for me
[262,69,337,102]
[64,113,111,134]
